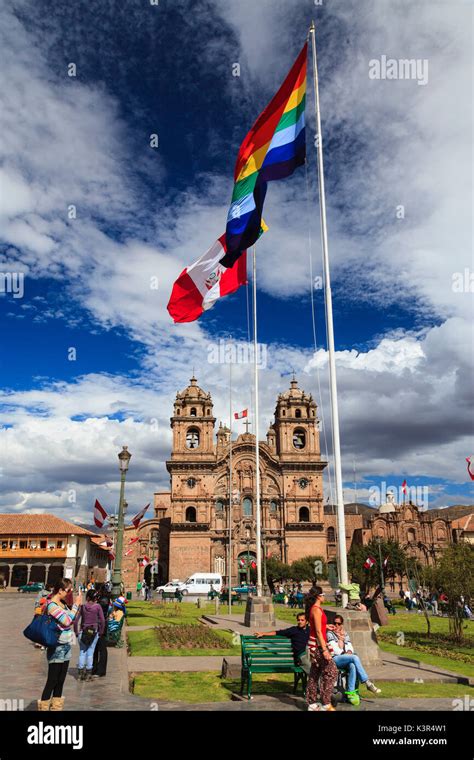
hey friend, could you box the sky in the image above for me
[0,0,473,525]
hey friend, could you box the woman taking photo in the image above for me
[305,585,338,712]
[38,579,82,711]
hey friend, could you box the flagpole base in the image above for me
[244,596,275,629]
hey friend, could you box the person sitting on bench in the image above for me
[254,611,310,665]
[327,614,381,705]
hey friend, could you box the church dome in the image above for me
[176,376,210,400]
[278,379,312,402]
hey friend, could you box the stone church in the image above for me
[121,375,328,589]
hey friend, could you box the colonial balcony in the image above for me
[0,548,67,559]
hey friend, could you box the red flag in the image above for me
[363,556,376,569]
[466,457,474,481]
[167,236,247,323]
[234,409,248,420]
[128,537,139,545]
[141,556,150,567]
[401,480,408,494]
[250,560,257,569]
[93,499,108,528]
[239,558,245,567]
[124,549,133,557]
[131,504,149,529]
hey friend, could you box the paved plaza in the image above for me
[0,595,470,712]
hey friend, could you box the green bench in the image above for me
[219,593,242,605]
[240,635,307,700]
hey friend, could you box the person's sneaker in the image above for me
[308,702,322,711]
[365,680,381,694]
[345,690,361,706]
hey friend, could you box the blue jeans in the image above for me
[78,632,99,670]
[333,654,368,692]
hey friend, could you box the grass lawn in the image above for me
[126,601,220,628]
[131,671,473,704]
[127,627,240,657]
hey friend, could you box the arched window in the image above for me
[185,506,197,523]
[270,500,278,513]
[215,500,224,513]
[295,409,302,418]
[186,428,200,449]
[293,429,306,450]
[327,527,336,542]
[243,497,253,516]
[299,507,310,522]
[190,407,197,417]
[436,527,445,541]
[176,409,180,415]
[407,528,416,543]
[282,409,286,416]
[207,408,211,416]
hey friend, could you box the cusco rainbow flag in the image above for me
[221,42,307,267]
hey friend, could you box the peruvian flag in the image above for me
[99,538,113,548]
[141,556,150,567]
[124,548,134,557]
[363,556,376,569]
[167,235,247,323]
[128,537,139,545]
[93,499,108,528]
[401,479,408,494]
[239,558,246,567]
[234,409,248,420]
[131,504,149,529]
[466,456,474,481]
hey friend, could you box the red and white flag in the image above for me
[128,537,139,545]
[234,409,248,420]
[167,235,247,323]
[131,504,149,529]
[466,457,474,481]
[93,499,108,528]
[141,556,150,567]
[363,556,376,569]
[99,538,113,548]
[401,480,408,494]
[124,548,134,557]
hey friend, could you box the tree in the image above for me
[348,539,412,594]
[265,558,291,592]
[431,543,474,642]
[290,555,328,583]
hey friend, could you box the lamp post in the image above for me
[150,533,159,593]
[261,529,268,594]
[111,446,131,597]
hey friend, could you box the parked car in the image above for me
[17,582,45,593]
[156,580,181,594]
[178,573,223,596]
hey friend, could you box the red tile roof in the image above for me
[0,514,95,536]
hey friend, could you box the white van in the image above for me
[178,573,222,596]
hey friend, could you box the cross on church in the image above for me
[243,418,252,434]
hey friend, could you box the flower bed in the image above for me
[153,624,231,650]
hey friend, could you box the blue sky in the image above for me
[0,0,473,522]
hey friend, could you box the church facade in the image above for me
[159,375,327,586]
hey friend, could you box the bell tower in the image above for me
[273,378,321,462]
[170,376,216,461]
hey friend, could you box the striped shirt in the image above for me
[47,601,79,645]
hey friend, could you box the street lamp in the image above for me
[150,533,159,593]
[111,446,131,597]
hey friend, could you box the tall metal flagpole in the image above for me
[228,344,233,615]
[309,21,349,601]
[253,245,263,597]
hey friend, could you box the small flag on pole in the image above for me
[239,558,246,567]
[363,556,376,569]
[466,456,474,481]
[383,556,389,569]
[141,556,150,567]
[128,537,139,545]
[93,500,108,528]
[124,549,133,557]
[131,504,149,529]
[250,560,257,569]
[401,480,408,494]
[234,409,248,420]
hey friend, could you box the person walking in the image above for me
[38,579,82,711]
[92,587,111,678]
[305,585,338,712]
[74,589,105,681]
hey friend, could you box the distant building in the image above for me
[0,514,109,588]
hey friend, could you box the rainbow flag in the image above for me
[221,42,307,267]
